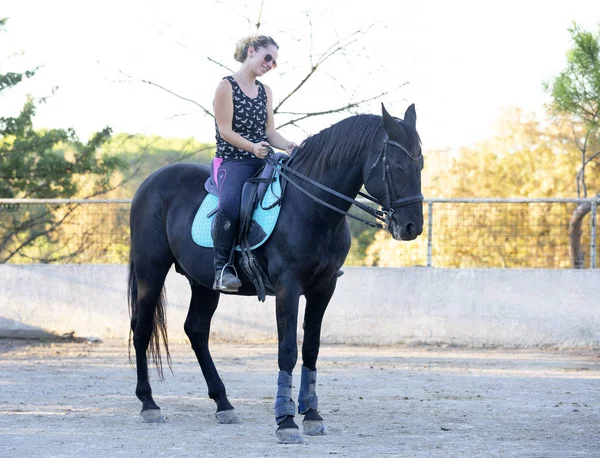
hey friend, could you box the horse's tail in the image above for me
[128,252,171,380]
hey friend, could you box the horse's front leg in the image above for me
[274,280,303,444]
[300,278,336,436]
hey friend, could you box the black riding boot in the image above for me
[212,209,242,292]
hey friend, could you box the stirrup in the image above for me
[214,265,241,292]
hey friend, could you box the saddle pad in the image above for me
[191,171,283,250]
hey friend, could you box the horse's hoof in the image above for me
[141,409,165,423]
[303,420,327,435]
[276,427,304,444]
[215,409,241,424]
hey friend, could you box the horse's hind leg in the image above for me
[184,284,240,424]
[130,261,171,423]
[300,279,337,436]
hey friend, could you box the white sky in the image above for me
[2,0,599,152]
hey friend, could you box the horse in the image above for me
[127,103,424,444]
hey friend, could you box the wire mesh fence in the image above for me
[428,200,597,268]
[0,200,131,264]
[0,198,597,268]
[364,199,598,269]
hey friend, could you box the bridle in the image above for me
[362,138,424,221]
[265,135,424,230]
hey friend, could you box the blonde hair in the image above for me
[233,35,279,63]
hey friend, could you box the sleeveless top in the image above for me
[215,76,268,160]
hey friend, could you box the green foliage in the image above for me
[545,22,600,267]
[0,18,129,262]
[547,23,600,129]
[98,133,214,198]
[0,101,127,199]
[428,109,596,198]
[364,109,599,268]
[2,16,597,266]
[545,22,600,199]
[1,18,128,200]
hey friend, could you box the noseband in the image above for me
[266,135,423,230]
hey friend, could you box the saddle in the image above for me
[191,153,289,300]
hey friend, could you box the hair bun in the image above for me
[233,35,279,63]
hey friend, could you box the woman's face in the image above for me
[248,45,278,76]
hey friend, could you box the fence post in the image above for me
[427,201,433,267]
[591,200,597,269]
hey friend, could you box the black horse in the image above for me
[128,103,424,443]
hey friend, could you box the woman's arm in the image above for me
[264,84,297,154]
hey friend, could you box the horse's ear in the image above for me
[381,103,401,137]
[404,104,417,129]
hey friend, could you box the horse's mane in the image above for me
[290,114,420,176]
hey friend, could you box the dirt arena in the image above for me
[1,339,599,457]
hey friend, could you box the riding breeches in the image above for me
[213,157,265,222]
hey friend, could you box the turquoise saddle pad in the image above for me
[191,171,283,251]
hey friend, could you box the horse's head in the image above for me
[363,104,424,241]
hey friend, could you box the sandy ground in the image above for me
[0,339,599,458]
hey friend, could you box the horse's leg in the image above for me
[299,279,337,436]
[184,284,240,424]
[130,262,171,423]
[274,280,303,444]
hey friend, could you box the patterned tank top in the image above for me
[215,76,268,160]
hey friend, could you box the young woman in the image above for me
[212,35,297,292]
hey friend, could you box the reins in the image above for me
[265,137,424,230]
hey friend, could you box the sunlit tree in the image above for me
[364,108,598,268]
[0,18,128,262]
[545,22,600,268]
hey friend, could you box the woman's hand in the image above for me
[251,141,271,159]
[284,141,298,154]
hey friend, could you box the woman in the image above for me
[212,35,297,292]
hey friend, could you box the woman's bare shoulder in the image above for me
[215,78,234,97]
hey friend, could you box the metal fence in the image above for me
[0,198,598,268]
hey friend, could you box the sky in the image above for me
[2,0,599,153]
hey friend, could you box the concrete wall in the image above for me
[1,265,599,347]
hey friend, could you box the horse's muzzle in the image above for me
[390,220,422,241]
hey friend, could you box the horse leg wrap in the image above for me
[274,371,296,424]
[298,366,318,414]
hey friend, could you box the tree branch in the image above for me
[214,0,254,28]
[255,0,265,31]
[0,209,54,255]
[207,56,234,73]
[0,203,80,263]
[584,150,600,165]
[119,70,214,119]
[276,83,408,129]
[575,150,600,199]
[274,23,377,113]
[274,66,318,114]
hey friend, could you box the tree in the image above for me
[70,133,214,199]
[0,18,128,262]
[545,23,600,268]
[119,1,406,139]
[364,108,599,268]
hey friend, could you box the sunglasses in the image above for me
[263,53,277,68]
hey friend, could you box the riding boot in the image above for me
[212,209,242,292]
